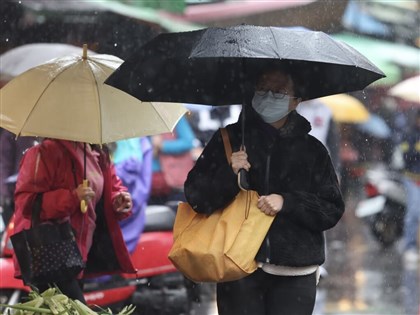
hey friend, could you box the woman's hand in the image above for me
[257,194,284,216]
[74,183,95,203]
[231,149,251,175]
[113,192,132,213]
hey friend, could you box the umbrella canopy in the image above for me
[106,25,385,105]
[0,46,188,144]
[0,43,96,82]
[388,75,420,104]
[356,113,391,139]
[318,94,370,123]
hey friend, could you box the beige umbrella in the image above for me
[0,45,187,143]
[318,94,370,123]
[0,45,188,211]
[388,75,420,104]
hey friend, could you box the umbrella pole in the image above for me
[80,143,88,213]
[238,57,250,190]
[238,101,250,191]
[241,104,245,148]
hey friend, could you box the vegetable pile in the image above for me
[0,287,136,315]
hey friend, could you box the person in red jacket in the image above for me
[13,139,136,302]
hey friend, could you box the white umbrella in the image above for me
[0,43,95,82]
[388,75,420,104]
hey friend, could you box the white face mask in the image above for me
[251,91,291,123]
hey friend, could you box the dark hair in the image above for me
[254,62,301,97]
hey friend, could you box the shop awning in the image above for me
[332,32,420,86]
[161,0,348,33]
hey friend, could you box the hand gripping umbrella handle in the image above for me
[237,144,250,191]
[80,179,89,213]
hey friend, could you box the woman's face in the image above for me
[255,70,299,111]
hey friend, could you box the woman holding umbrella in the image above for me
[13,139,135,302]
[184,64,345,315]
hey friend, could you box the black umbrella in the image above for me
[106,25,385,190]
[106,25,385,105]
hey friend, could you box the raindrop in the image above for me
[114,43,118,47]
[5,38,9,42]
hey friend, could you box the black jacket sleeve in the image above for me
[184,129,240,214]
[280,148,345,232]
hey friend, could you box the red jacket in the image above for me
[13,139,136,278]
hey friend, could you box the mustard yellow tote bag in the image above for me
[168,128,275,282]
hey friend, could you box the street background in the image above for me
[1,1,419,314]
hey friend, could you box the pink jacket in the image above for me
[13,139,136,278]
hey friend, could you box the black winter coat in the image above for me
[184,108,345,267]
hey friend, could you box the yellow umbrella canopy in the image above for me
[388,75,420,104]
[318,94,370,123]
[0,45,188,144]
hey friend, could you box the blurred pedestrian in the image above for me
[187,104,241,146]
[187,104,241,161]
[12,139,135,301]
[297,99,341,175]
[0,129,38,224]
[111,137,153,253]
[149,116,195,206]
[399,110,420,263]
[185,65,345,315]
[339,123,360,198]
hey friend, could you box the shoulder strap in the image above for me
[221,128,253,192]
[220,128,232,164]
[31,194,43,227]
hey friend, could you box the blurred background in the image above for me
[0,0,419,314]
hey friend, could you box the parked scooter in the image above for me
[355,163,406,248]
[0,204,191,315]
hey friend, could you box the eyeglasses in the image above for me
[255,90,297,99]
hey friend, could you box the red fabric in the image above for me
[151,171,172,197]
[160,152,194,189]
[13,139,135,279]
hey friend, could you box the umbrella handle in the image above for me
[80,179,89,213]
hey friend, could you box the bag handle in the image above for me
[31,194,43,227]
[220,128,232,164]
[221,128,250,191]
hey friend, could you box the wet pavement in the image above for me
[190,190,420,315]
